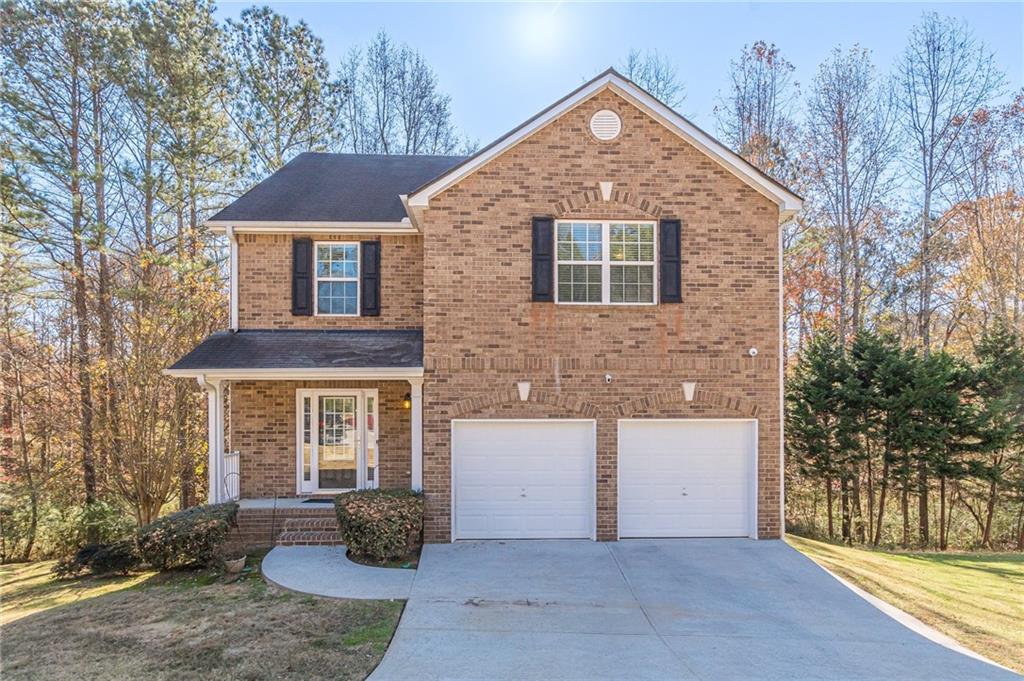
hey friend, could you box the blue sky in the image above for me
[215,1,1023,145]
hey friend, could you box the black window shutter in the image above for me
[659,219,682,304]
[532,217,554,302]
[292,237,313,316]
[360,240,381,317]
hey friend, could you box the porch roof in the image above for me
[165,329,423,379]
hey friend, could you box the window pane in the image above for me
[302,397,312,483]
[558,264,601,302]
[610,265,655,303]
[317,243,359,280]
[557,222,601,262]
[318,281,358,314]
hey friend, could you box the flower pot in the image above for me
[224,556,246,573]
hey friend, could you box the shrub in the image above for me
[136,502,238,570]
[38,501,135,560]
[335,489,423,563]
[54,539,139,577]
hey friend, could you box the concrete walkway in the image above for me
[368,539,1019,681]
[261,545,413,600]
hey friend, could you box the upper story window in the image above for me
[315,242,360,315]
[555,221,656,305]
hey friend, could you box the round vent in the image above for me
[590,109,621,141]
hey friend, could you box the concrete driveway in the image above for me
[369,539,1017,681]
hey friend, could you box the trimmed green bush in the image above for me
[54,539,139,577]
[335,489,423,563]
[136,502,238,570]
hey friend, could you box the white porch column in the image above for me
[409,378,424,491]
[199,376,225,503]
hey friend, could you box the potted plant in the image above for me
[223,552,246,574]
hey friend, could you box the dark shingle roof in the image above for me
[167,329,423,372]
[208,153,467,224]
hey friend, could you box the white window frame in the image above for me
[295,388,379,494]
[313,241,361,316]
[554,220,658,306]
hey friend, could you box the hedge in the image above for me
[335,489,423,563]
[136,502,238,570]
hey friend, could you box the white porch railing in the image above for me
[222,450,240,502]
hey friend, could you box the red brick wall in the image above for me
[237,232,422,329]
[229,380,412,498]
[419,89,782,541]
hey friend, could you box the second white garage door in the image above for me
[618,419,756,538]
[452,420,595,540]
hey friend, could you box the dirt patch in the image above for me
[1,567,403,681]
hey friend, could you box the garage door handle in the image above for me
[520,493,527,498]
[681,492,688,496]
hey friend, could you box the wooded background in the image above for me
[2,1,1021,560]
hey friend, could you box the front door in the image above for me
[298,390,379,494]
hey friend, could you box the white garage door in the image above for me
[618,420,756,538]
[452,420,595,540]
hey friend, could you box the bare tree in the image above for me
[621,49,685,108]
[896,12,1004,353]
[805,46,898,342]
[343,31,462,155]
[895,12,1003,545]
[715,41,799,180]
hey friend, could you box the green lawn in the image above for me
[788,534,1024,674]
[0,557,403,681]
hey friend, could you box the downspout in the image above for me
[226,225,239,331]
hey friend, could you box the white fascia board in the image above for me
[163,367,424,380]
[407,72,803,222]
[205,220,417,234]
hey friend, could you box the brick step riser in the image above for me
[276,530,343,546]
[281,519,340,532]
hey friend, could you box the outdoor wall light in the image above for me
[682,381,697,402]
[517,381,531,401]
[402,393,412,409]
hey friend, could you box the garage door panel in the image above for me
[619,420,755,538]
[453,420,595,540]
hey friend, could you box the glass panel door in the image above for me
[317,395,358,490]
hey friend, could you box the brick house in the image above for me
[167,69,802,545]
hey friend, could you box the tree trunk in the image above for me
[901,487,910,548]
[851,469,866,544]
[982,479,997,549]
[874,458,890,546]
[826,477,835,540]
[918,464,929,547]
[841,475,851,544]
[939,476,947,550]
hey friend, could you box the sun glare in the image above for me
[513,2,564,58]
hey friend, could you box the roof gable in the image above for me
[407,69,802,222]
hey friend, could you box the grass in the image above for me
[0,556,403,681]
[788,534,1024,674]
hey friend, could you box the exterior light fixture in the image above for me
[402,393,412,409]
[517,381,531,402]
[682,381,697,402]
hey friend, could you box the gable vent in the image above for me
[590,109,621,141]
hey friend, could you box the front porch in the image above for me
[164,329,425,547]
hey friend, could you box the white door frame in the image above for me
[296,388,379,494]
[450,418,598,542]
[616,418,759,539]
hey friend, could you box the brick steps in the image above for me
[281,516,339,533]
[277,530,344,546]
